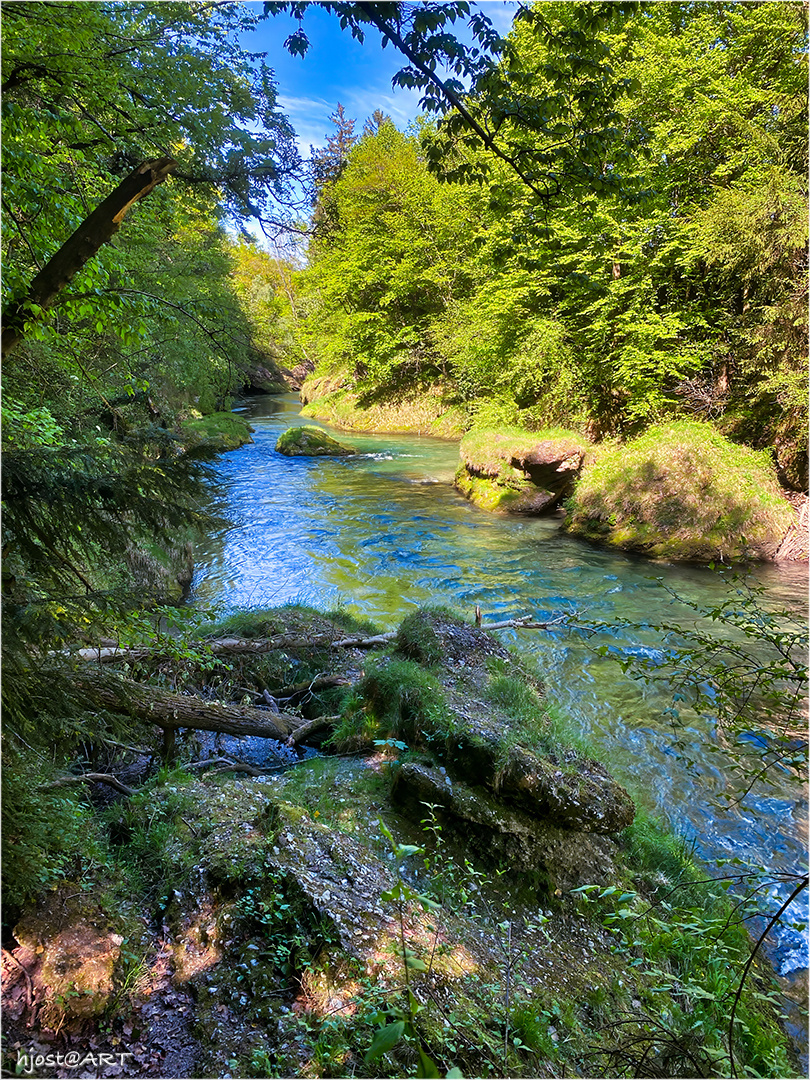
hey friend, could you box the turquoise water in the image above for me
[191,394,808,979]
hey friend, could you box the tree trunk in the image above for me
[79,671,311,741]
[2,158,176,359]
[72,630,397,664]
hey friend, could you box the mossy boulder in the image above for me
[179,411,254,452]
[275,425,355,457]
[565,421,797,562]
[456,426,590,514]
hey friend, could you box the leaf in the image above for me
[365,1021,405,1062]
[417,1048,441,1077]
[445,1070,464,1079]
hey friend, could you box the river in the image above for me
[189,393,808,1029]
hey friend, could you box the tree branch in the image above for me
[2,157,176,359]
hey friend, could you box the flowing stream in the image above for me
[190,394,808,1037]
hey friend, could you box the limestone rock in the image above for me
[275,425,355,457]
[390,763,619,891]
[244,364,289,395]
[444,733,635,834]
[456,428,589,515]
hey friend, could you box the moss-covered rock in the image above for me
[565,420,796,562]
[456,426,590,514]
[179,411,254,452]
[275,425,355,456]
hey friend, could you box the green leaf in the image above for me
[365,1021,405,1062]
[417,1048,441,1077]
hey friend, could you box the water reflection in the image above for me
[192,394,809,978]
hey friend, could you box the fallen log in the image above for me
[79,671,310,741]
[72,631,397,664]
[183,757,285,777]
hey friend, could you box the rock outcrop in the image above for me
[384,610,635,891]
[275,425,355,457]
[12,889,124,1028]
[455,428,589,514]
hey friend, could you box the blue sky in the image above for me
[240,2,518,153]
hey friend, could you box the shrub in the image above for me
[565,420,794,561]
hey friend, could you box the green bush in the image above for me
[565,420,794,561]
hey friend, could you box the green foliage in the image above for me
[575,817,796,1079]
[331,659,450,749]
[288,2,806,480]
[235,870,335,982]
[566,421,795,560]
[1,754,106,910]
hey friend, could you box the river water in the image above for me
[190,394,808,995]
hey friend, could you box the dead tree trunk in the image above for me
[2,158,176,359]
[79,672,313,741]
[73,630,397,664]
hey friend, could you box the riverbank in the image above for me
[2,606,798,1078]
[300,377,466,438]
[297,381,807,563]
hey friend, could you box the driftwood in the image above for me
[72,616,575,667]
[40,772,136,797]
[481,614,572,631]
[286,714,340,747]
[79,671,311,741]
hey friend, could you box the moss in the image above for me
[565,420,795,562]
[456,424,589,514]
[330,658,452,751]
[394,609,444,665]
[459,424,589,477]
[454,465,536,512]
[178,411,254,452]
[275,425,355,456]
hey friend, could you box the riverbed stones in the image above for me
[275,425,355,457]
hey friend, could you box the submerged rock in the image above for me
[275,425,355,457]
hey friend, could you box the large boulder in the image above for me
[455,427,590,514]
[179,411,254,453]
[275,425,355,457]
[441,731,636,834]
[244,364,289,395]
[390,763,621,891]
